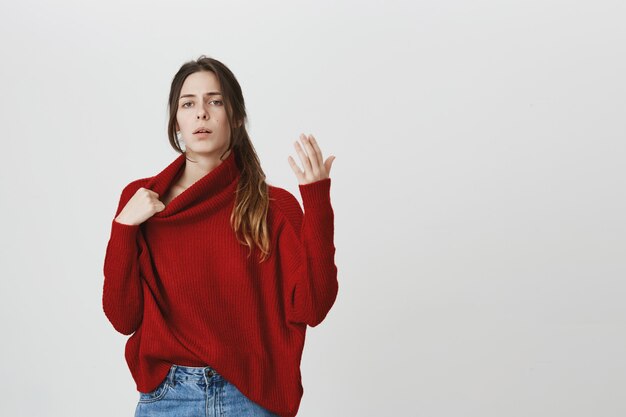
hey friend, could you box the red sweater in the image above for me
[102,148,338,417]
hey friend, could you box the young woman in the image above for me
[102,56,339,417]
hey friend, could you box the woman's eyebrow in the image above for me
[179,92,222,99]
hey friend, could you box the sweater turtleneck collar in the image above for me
[142,148,241,221]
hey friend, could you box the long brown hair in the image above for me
[166,55,271,262]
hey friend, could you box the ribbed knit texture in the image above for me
[102,148,338,417]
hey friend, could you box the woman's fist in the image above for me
[114,187,165,226]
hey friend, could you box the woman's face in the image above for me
[176,71,231,157]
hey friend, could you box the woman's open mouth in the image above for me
[193,127,213,136]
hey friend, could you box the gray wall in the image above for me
[0,0,624,416]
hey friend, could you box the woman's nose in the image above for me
[197,107,209,119]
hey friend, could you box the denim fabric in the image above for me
[134,364,279,417]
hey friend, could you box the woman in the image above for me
[102,55,339,417]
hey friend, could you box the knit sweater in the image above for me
[102,148,338,417]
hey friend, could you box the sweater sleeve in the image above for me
[102,181,145,335]
[278,178,339,328]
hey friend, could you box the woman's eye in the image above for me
[181,100,222,108]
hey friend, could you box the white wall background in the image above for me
[0,0,624,416]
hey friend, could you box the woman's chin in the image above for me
[185,145,228,157]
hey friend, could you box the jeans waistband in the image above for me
[165,364,223,386]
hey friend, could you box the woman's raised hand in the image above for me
[114,188,165,226]
[288,133,336,186]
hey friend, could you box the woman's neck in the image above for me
[178,148,232,188]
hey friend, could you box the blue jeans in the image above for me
[134,364,279,417]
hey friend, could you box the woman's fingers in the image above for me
[289,133,333,185]
[302,134,322,174]
[324,155,335,175]
[287,154,305,183]
[308,134,324,165]
[294,134,313,175]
